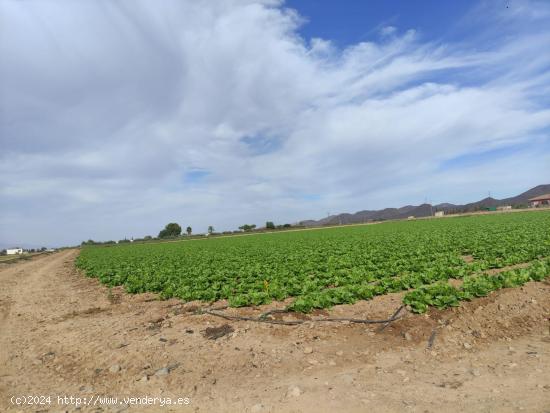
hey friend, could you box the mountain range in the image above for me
[299,184,550,227]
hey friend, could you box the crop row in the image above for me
[76,211,550,312]
[403,258,550,313]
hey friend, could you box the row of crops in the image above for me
[76,211,550,312]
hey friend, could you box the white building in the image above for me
[6,248,23,255]
[434,211,445,217]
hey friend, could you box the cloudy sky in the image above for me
[1,0,549,247]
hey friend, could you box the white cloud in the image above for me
[0,0,549,246]
[379,25,397,37]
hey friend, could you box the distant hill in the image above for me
[300,184,550,227]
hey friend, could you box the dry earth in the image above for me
[0,250,549,413]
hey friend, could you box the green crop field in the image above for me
[76,211,550,313]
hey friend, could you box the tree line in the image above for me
[82,221,301,246]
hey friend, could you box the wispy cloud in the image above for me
[1,0,549,246]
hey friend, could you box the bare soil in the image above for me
[0,250,549,412]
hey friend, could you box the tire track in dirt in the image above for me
[0,251,78,367]
[0,250,549,412]
[0,251,73,329]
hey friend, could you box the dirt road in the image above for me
[0,250,549,412]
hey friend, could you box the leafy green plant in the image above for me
[403,258,550,313]
[76,211,550,312]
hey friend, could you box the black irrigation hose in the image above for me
[202,311,303,325]
[199,305,407,326]
[259,309,291,319]
[427,329,438,349]
[377,305,407,332]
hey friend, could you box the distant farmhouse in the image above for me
[6,248,23,255]
[528,194,550,208]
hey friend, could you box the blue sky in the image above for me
[0,0,549,247]
[288,0,480,46]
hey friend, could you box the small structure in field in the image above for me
[497,205,512,211]
[434,211,445,217]
[528,194,550,207]
[407,216,415,220]
[6,248,23,255]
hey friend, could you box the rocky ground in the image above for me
[0,250,549,412]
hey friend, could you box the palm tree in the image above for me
[186,226,192,236]
[208,226,214,234]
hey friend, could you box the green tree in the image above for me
[239,224,256,232]
[208,226,214,234]
[186,226,192,236]
[266,221,275,229]
[158,223,182,238]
